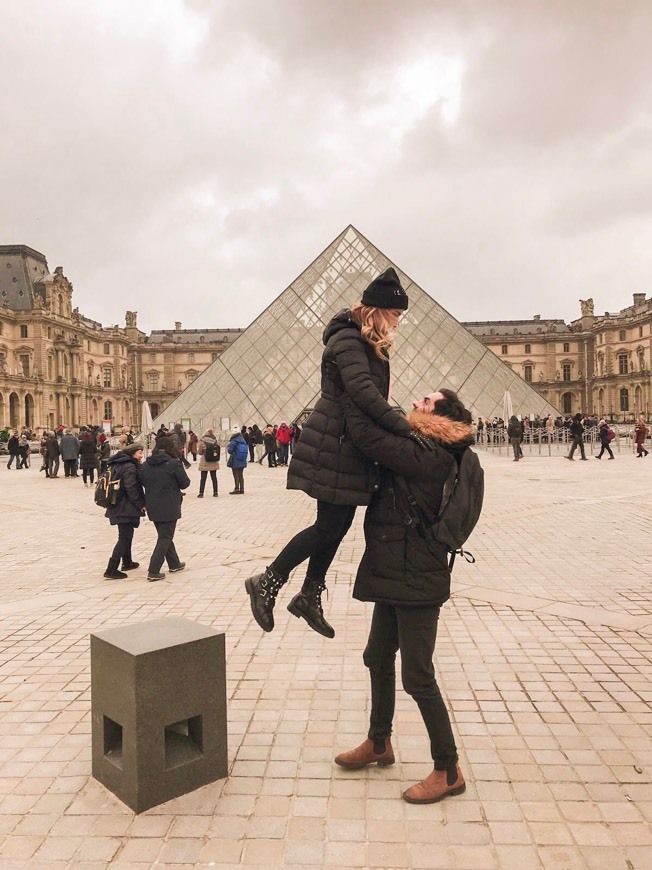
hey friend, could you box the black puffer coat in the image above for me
[141,452,191,522]
[106,452,145,526]
[287,309,412,505]
[79,437,99,470]
[342,399,476,606]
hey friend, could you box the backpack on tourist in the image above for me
[607,427,615,442]
[94,468,123,508]
[204,441,220,463]
[235,440,249,462]
[393,444,484,569]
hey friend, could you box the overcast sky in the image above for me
[2,0,652,331]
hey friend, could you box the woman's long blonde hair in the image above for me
[350,303,397,360]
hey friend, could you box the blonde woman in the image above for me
[246,268,411,639]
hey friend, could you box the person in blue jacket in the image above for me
[227,426,248,494]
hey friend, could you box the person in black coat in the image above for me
[595,419,614,459]
[104,443,146,579]
[6,433,20,469]
[566,413,588,461]
[46,432,60,478]
[141,436,190,581]
[246,268,411,639]
[333,389,476,806]
[79,432,100,485]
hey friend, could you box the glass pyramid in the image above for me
[153,226,557,431]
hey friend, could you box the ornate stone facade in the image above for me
[463,294,652,419]
[0,246,242,431]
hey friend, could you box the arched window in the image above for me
[501,344,508,355]
[103,400,113,421]
[620,388,629,412]
[563,342,570,353]
[524,344,531,354]
[188,352,195,363]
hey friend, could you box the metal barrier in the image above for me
[475,426,640,457]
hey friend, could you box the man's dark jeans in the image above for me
[363,602,458,770]
[63,459,77,477]
[149,520,181,573]
[272,501,356,582]
[568,436,586,460]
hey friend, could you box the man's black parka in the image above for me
[342,399,475,607]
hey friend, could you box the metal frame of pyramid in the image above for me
[152,226,558,432]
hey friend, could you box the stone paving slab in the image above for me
[0,451,651,868]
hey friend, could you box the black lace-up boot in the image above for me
[245,566,287,632]
[287,577,335,639]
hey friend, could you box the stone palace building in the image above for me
[463,295,652,420]
[0,245,242,431]
[1,243,650,431]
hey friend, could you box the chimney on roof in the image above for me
[175,322,182,330]
[633,293,646,306]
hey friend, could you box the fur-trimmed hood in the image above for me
[407,410,474,446]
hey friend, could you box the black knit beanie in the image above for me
[361,268,409,311]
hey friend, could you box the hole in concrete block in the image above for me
[164,715,203,769]
[103,716,123,769]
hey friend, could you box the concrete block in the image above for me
[91,617,227,813]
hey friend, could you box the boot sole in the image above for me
[402,782,466,804]
[245,578,274,632]
[287,599,335,638]
[335,757,395,770]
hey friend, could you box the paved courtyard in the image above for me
[0,445,651,869]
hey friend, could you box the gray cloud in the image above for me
[2,0,651,332]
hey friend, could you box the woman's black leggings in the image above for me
[271,501,356,583]
[111,523,135,561]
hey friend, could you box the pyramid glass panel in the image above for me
[153,226,558,430]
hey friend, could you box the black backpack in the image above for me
[94,467,123,509]
[393,444,484,569]
[204,441,219,463]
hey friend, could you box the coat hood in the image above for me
[146,452,172,466]
[323,309,359,346]
[407,410,475,447]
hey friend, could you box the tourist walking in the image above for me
[595,419,614,459]
[227,426,248,494]
[170,422,192,469]
[141,436,190,581]
[103,442,145,579]
[565,413,588,460]
[245,267,411,639]
[60,429,80,477]
[17,435,30,469]
[187,430,198,462]
[333,389,478,804]
[635,415,649,457]
[261,425,277,467]
[197,429,220,497]
[507,415,523,461]
[79,431,100,486]
[46,431,60,478]
[6,433,20,469]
